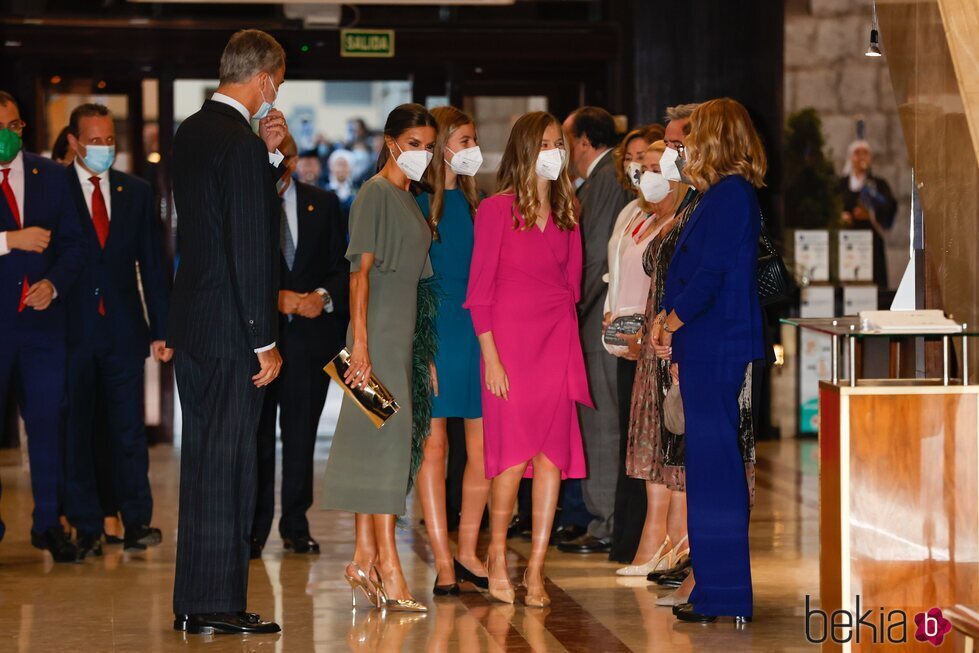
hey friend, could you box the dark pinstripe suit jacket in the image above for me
[167,100,279,360]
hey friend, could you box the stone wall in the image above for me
[785,0,912,290]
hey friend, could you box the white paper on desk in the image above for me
[838,230,874,282]
[858,309,962,333]
[794,230,830,282]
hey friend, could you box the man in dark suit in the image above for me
[62,103,170,558]
[167,30,286,636]
[0,91,84,561]
[251,135,348,558]
[558,107,633,556]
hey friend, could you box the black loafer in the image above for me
[177,612,280,635]
[557,534,611,554]
[124,525,162,551]
[77,533,103,559]
[250,539,264,560]
[550,524,587,545]
[282,533,320,554]
[647,556,691,582]
[31,526,81,563]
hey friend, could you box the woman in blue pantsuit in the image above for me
[651,98,766,623]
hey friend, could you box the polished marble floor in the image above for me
[0,396,822,652]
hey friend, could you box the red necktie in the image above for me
[1,167,29,312]
[90,176,109,315]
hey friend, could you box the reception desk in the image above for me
[786,318,979,652]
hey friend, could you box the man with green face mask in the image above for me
[0,90,85,563]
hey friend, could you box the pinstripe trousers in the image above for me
[173,351,265,615]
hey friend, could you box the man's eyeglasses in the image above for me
[0,120,26,134]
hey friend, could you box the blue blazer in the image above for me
[0,152,84,340]
[661,175,765,364]
[65,166,169,358]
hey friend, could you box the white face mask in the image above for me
[445,145,483,176]
[660,146,682,183]
[535,148,566,181]
[639,171,672,203]
[393,142,433,182]
[626,161,643,188]
[254,75,279,120]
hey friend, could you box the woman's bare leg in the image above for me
[525,453,561,591]
[417,418,455,585]
[457,418,490,576]
[666,490,688,551]
[630,481,671,565]
[373,513,414,600]
[486,462,528,591]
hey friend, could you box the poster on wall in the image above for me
[843,285,878,315]
[794,230,830,282]
[839,230,874,282]
[799,285,835,434]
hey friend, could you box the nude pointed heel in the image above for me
[485,557,515,604]
[616,536,672,576]
[521,569,551,608]
[344,562,380,609]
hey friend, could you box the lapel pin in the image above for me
[31,168,39,175]
[116,185,123,192]
[307,204,314,212]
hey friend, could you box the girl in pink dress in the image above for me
[464,112,592,607]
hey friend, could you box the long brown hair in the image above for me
[612,123,664,191]
[421,106,480,238]
[374,103,438,196]
[496,111,576,231]
[684,98,767,191]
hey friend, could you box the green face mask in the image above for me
[0,128,22,163]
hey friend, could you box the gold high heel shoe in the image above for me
[485,556,515,604]
[615,536,672,576]
[371,566,428,613]
[667,535,690,568]
[345,562,381,608]
[521,569,551,608]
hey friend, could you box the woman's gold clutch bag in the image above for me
[323,348,400,429]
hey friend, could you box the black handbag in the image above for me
[757,212,793,306]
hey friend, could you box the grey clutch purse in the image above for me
[603,314,645,347]
[324,348,400,429]
[663,383,685,435]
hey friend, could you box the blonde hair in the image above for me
[684,98,767,191]
[612,124,664,191]
[496,112,577,231]
[422,106,480,238]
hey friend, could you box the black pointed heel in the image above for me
[454,559,489,591]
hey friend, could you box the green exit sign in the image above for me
[340,29,395,58]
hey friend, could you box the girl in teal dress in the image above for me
[414,106,490,595]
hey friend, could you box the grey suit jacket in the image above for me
[577,150,634,353]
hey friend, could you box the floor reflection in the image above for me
[0,439,819,652]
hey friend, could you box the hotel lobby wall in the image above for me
[877,0,979,381]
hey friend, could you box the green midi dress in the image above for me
[322,176,433,515]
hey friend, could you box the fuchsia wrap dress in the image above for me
[464,194,592,479]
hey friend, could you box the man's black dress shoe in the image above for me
[77,533,103,559]
[176,612,280,635]
[656,567,691,588]
[647,555,691,582]
[31,526,81,563]
[250,539,264,560]
[550,524,587,545]
[103,534,124,546]
[674,603,751,624]
[506,514,532,540]
[282,533,320,554]
[124,525,162,551]
[557,534,611,554]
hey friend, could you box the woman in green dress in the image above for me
[322,104,437,612]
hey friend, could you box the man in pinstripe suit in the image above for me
[167,29,286,636]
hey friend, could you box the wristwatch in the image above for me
[314,288,331,313]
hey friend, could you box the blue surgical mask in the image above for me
[82,145,115,174]
[254,75,279,120]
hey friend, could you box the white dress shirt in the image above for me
[211,92,282,353]
[0,151,26,256]
[280,180,333,314]
[73,159,111,221]
[585,147,611,179]
[211,92,284,168]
